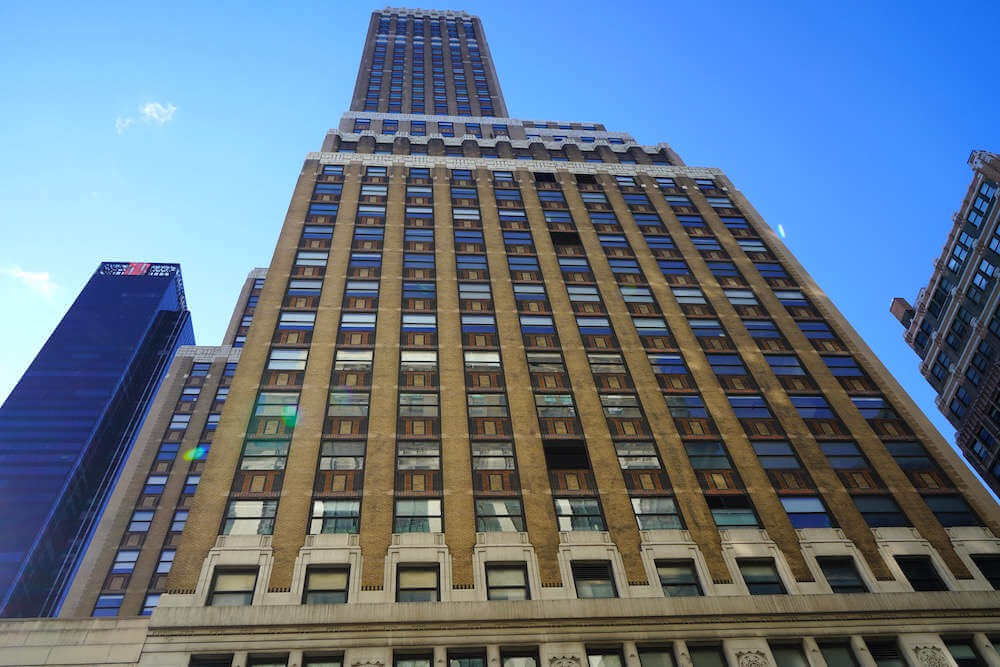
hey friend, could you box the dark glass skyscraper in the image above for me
[0,261,193,617]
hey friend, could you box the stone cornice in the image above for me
[306,151,712,177]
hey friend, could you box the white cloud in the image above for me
[0,266,58,298]
[114,116,134,134]
[115,101,177,134]
[140,102,177,124]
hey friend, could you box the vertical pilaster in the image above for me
[519,170,646,584]
[359,165,405,587]
[434,164,477,586]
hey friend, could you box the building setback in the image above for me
[893,150,1000,495]
[2,8,1000,667]
[0,262,193,618]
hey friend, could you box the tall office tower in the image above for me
[0,262,193,618]
[2,8,1000,667]
[57,269,266,619]
[893,150,1000,495]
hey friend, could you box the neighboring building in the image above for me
[893,150,1000,494]
[2,8,1000,667]
[57,269,266,619]
[0,262,193,618]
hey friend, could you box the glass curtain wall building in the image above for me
[0,262,193,617]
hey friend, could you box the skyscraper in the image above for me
[0,261,193,618]
[893,151,1000,495]
[1,8,1000,667]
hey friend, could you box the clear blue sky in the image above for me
[2,1,998,469]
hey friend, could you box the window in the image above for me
[485,563,530,600]
[638,648,675,667]
[587,649,623,667]
[865,640,904,667]
[686,441,730,469]
[394,498,442,532]
[923,494,980,527]
[729,394,773,418]
[171,509,189,532]
[817,642,858,667]
[222,499,278,535]
[615,441,660,469]
[708,496,759,527]
[310,499,361,534]
[632,496,683,529]
[853,495,908,527]
[895,555,947,591]
[475,498,524,531]
[656,560,702,596]
[688,646,727,667]
[738,558,786,594]
[572,561,617,598]
[449,652,486,667]
[724,289,758,306]
[502,651,538,667]
[156,548,176,574]
[111,549,139,573]
[208,568,258,606]
[817,556,867,593]
[397,565,439,601]
[140,593,160,616]
[707,354,746,376]
[780,496,833,528]
[790,395,835,419]
[971,554,1000,589]
[945,639,987,667]
[820,441,867,469]
[92,594,124,617]
[303,567,349,604]
[128,509,154,532]
[766,355,805,375]
[396,654,433,667]
[769,644,809,667]
[555,497,605,531]
[753,441,799,469]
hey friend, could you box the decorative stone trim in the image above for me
[307,151,722,179]
[913,646,949,667]
[735,650,770,667]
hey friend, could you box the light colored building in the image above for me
[892,150,1000,494]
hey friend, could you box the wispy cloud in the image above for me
[0,266,58,298]
[115,101,177,134]
[115,116,134,134]
[140,102,177,124]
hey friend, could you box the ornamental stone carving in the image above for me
[735,650,770,667]
[914,646,949,667]
[549,657,582,667]
[352,661,385,667]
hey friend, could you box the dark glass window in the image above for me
[572,561,617,598]
[656,560,702,597]
[303,567,349,604]
[895,555,947,591]
[738,559,786,594]
[817,556,867,593]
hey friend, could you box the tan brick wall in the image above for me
[359,166,404,588]
[266,164,362,590]
[168,159,320,591]
[519,172,647,584]
[433,165,477,587]
[477,168,562,585]
[715,175,998,578]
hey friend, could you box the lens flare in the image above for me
[777,224,787,239]
[183,445,208,461]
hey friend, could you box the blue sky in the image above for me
[2,1,999,473]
